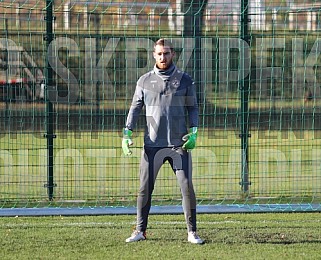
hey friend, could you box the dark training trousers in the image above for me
[136,146,197,233]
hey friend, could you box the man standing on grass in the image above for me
[122,38,203,244]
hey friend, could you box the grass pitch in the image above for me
[0,212,320,260]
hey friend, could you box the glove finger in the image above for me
[123,145,132,155]
[125,148,132,156]
[122,140,132,155]
[182,141,189,150]
[182,134,190,141]
[182,139,195,150]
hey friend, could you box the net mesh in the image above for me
[0,0,320,212]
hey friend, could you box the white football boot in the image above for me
[188,231,204,244]
[125,230,146,243]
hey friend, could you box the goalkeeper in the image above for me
[123,38,203,244]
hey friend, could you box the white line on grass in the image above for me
[0,221,237,229]
[1,219,320,229]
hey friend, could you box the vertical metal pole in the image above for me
[240,0,250,193]
[193,1,205,104]
[4,19,10,128]
[182,0,207,103]
[45,0,55,200]
[95,13,100,128]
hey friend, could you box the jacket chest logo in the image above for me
[171,79,180,88]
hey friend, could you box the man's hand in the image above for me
[122,128,133,155]
[182,127,198,151]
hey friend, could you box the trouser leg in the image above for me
[136,147,162,232]
[172,149,197,232]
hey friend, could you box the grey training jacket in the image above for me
[125,65,199,148]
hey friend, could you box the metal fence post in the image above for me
[182,0,207,103]
[45,0,56,200]
[240,0,251,194]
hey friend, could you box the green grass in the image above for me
[0,213,321,260]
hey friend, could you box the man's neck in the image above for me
[154,63,175,76]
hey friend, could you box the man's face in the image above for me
[153,44,175,70]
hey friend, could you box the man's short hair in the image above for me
[154,38,174,52]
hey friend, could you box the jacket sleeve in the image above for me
[186,81,199,128]
[125,81,144,130]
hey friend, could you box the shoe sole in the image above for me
[188,239,204,244]
[126,239,145,242]
[125,237,146,243]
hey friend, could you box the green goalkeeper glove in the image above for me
[182,127,198,151]
[122,128,133,155]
